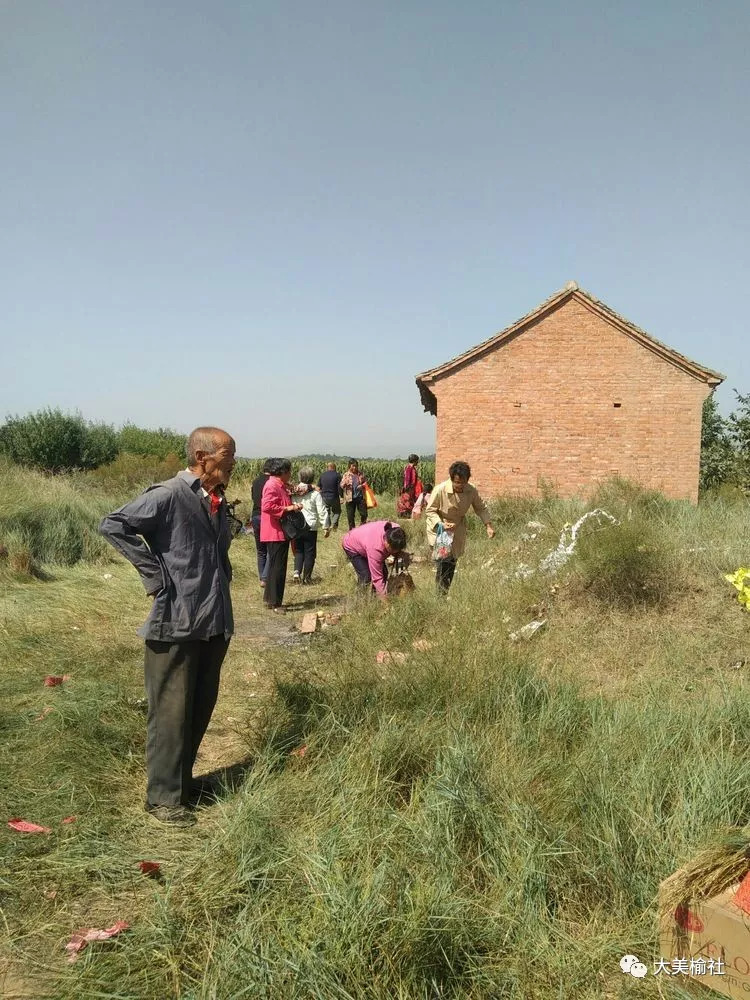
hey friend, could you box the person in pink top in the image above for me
[341,520,407,598]
[260,458,301,612]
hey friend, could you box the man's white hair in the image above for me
[186,427,233,466]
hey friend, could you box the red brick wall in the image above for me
[429,296,710,502]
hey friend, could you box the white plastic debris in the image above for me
[509,619,547,641]
[519,520,547,542]
[538,509,619,573]
[496,509,618,583]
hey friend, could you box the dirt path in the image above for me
[193,585,347,778]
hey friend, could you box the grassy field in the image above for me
[1,463,749,999]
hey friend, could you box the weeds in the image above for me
[2,477,750,998]
[570,515,677,607]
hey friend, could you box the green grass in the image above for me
[1,475,749,998]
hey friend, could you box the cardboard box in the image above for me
[659,878,750,998]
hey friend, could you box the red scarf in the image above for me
[208,489,223,516]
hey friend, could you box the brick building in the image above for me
[415,282,724,502]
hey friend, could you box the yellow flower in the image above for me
[724,568,750,611]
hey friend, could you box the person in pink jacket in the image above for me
[341,520,407,598]
[260,458,301,611]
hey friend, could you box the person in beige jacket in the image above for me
[425,461,495,593]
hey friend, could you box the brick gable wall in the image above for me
[430,297,709,501]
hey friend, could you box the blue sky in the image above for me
[2,1,747,458]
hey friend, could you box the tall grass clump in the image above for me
[0,459,116,568]
[555,478,690,608]
[570,516,677,607]
[80,450,184,496]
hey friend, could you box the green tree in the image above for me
[727,391,750,456]
[726,390,750,490]
[699,395,738,491]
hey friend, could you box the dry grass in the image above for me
[658,831,750,913]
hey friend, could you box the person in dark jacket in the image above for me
[99,426,236,827]
[250,459,272,586]
[318,462,342,530]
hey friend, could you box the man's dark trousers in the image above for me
[144,636,230,807]
[251,513,269,581]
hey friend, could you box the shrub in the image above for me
[0,409,118,472]
[78,420,120,469]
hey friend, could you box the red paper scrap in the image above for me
[61,815,77,824]
[43,675,71,687]
[734,872,750,915]
[65,921,129,962]
[138,861,161,877]
[8,817,52,834]
[674,904,704,933]
[290,745,307,759]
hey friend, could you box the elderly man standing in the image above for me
[99,426,236,826]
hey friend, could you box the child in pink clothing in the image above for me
[411,483,433,519]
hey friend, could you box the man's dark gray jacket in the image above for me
[99,471,234,642]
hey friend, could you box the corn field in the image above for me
[233,457,436,496]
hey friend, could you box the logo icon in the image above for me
[620,955,649,978]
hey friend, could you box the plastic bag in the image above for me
[432,523,454,561]
[281,510,307,540]
[363,484,378,509]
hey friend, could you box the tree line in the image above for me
[2,402,748,495]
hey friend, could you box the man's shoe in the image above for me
[146,805,196,827]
